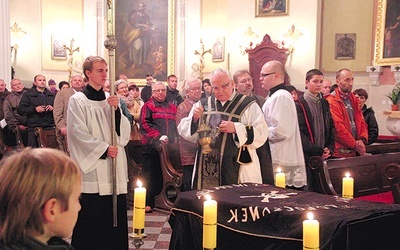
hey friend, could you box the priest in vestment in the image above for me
[177,68,271,189]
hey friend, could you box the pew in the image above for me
[155,142,183,211]
[309,153,400,203]
[34,127,59,149]
[385,163,400,204]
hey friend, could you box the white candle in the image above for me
[275,167,286,188]
[342,172,354,198]
[303,212,319,250]
[203,195,217,249]
[133,180,146,235]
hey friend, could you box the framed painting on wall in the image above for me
[212,38,224,62]
[335,33,356,60]
[115,0,174,84]
[374,0,400,66]
[255,0,288,17]
[51,35,67,60]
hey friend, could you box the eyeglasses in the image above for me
[260,72,276,78]
[239,78,253,84]
[152,89,166,93]
[189,87,201,92]
[212,83,230,92]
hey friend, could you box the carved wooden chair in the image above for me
[155,142,183,211]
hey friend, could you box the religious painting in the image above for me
[335,33,356,60]
[51,35,67,60]
[115,0,174,83]
[374,0,400,66]
[255,0,288,17]
[212,38,224,62]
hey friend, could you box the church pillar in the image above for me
[0,0,12,86]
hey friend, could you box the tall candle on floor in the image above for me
[275,167,286,188]
[203,195,217,249]
[133,180,146,235]
[342,172,354,198]
[303,212,319,250]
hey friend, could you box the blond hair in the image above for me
[0,148,82,243]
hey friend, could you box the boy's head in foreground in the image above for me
[0,148,82,245]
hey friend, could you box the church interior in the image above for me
[2,0,400,249]
[3,0,400,136]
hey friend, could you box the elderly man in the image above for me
[176,78,202,191]
[140,81,178,211]
[53,74,84,151]
[326,68,368,157]
[3,78,28,146]
[178,68,269,189]
[260,61,306,189]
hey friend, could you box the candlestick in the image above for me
[303,212,319,250]
[133,180,146,235]
[275,167,286,188]
[203,195,217,249]
[342,172,354,198]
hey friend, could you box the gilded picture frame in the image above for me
[115,0,174,85]
[255,0,288,17]
[374,0,400,66]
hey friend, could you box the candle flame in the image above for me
[307,212,314,220]
[205,194,212,201]
[345,172,350,178]
[137,180,142,188]
[277,167,282,173]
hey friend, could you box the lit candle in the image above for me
[275,167,286,188]
[303,212,319,250]
[133,180,146,235]
[342,172,354,198]
[203,195,217,249]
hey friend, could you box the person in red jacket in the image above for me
[325,68,368,158]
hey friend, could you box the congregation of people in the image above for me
[0,55,381,249]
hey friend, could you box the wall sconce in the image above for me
[391,65,400,85]
[366,66,382,86]
[282,24,303,54]
[239,27,259,55]
[10,22,27,57]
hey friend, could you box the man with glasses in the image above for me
[260,61,306,189]
[140,81,178,211]
[233,69,266,107]
[178,68,270,189]
[233,69,274,185]
[176,78,202,191]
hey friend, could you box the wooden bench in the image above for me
[309,153,400,203]
[155,142,183,211]
[34,127,59,149]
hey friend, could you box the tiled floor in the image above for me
[128,209,172,250]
